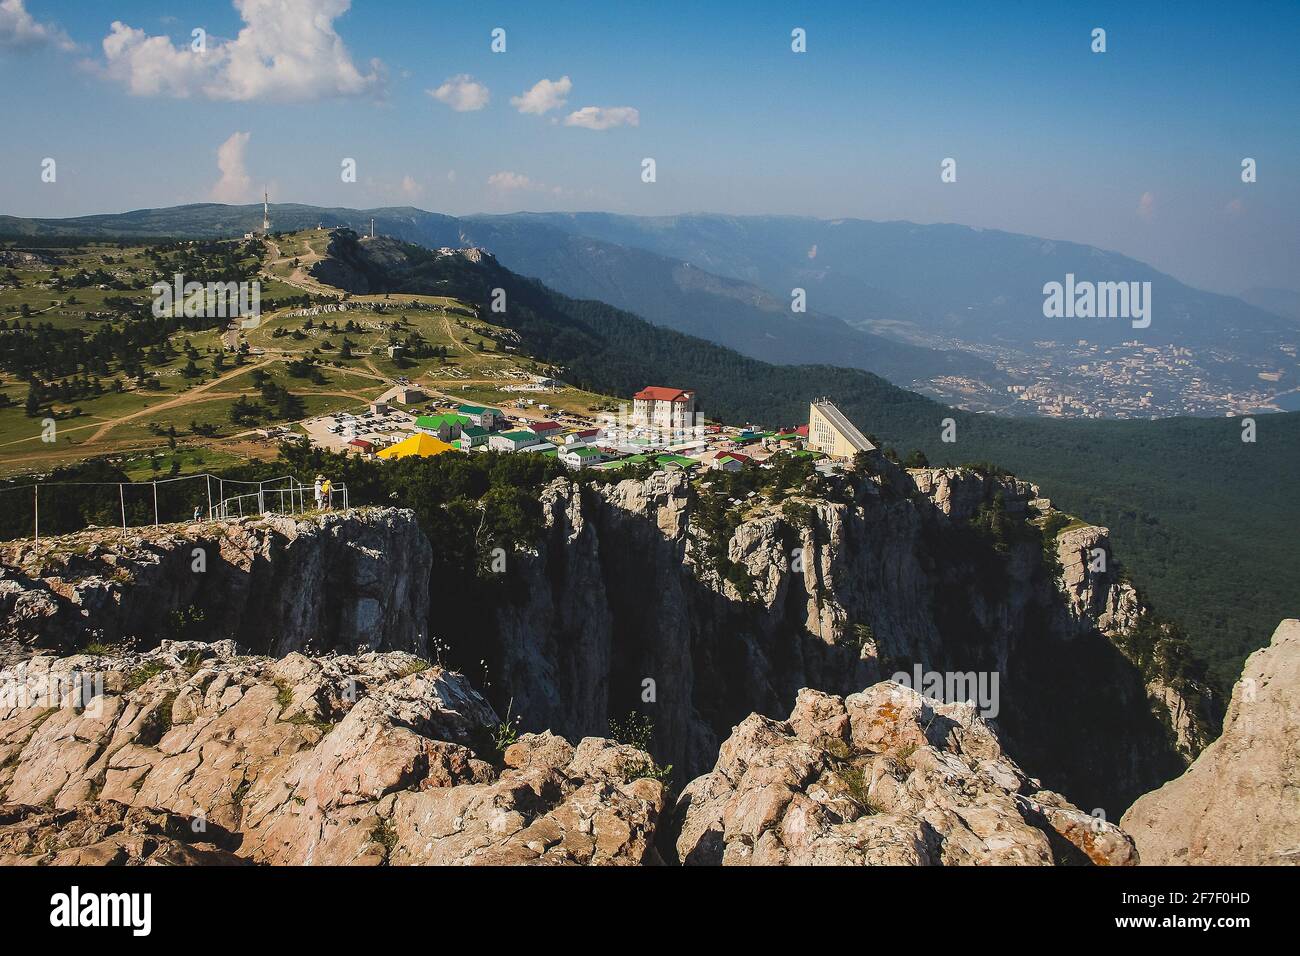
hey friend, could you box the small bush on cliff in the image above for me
[1040,511,1071,540]
[970,494,1014,555]
[781,499,816,530]
[609,711,655,753]
[837,622,875,652]
[166,605,206,641]
[126,660,166,690]
[609,711,673,785]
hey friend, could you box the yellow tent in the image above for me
[377,432,455,460]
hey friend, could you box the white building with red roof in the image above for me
[632,386,697,430]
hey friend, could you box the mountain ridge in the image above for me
[8,203,1295,416]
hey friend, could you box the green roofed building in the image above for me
[415,413,472,441]
[654,454,700,470]
[457,404,504,430]
[459,424,489,448]
[560,445,612,470]
[488,430,546,452]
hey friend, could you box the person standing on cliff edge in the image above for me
[314,475,324,510]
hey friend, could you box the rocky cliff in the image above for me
[669,683,1137,866]
[0,508,431,662]
[0,468,1204,821]
[0,641,665,865]
[1121,618,1300,865]
[484,467,1199,814]
[0,639,1142,866]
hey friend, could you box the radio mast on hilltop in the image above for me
[262,190,271,234]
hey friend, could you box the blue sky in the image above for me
[0,0,1297,294]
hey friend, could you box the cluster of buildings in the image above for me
[304,383,876,476]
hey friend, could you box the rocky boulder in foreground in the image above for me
[1121,618,1300,865]
[670,683,1139,866]
[0,801,246,865]
[0,641,665,865]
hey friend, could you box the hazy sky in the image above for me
[1,0,1296,295]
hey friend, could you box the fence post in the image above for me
[120,484,126,540]
[33,485,38,547]
[152,482,159,527]
[206,476,213,521]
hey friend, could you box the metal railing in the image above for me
[1,472,353,546]
[211,476,349,518]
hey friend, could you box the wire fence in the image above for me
[0,473,351,546]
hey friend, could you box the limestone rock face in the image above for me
[670,684,1138,867]
[1055,525,1143,637]
[0,508,431,659]
[493,469,1191,814]
[0,801,246,865]
[0,641,664,865]
[908,468,1035,521]
[1121,619,1300,865]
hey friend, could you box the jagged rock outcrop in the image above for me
[1121,619,1300,865]
[1055,525,1143,637]
[0,802,246,865]
[487,467,1190,814]
[909,467,1035,521]
[0,641,665,865]
[0,508,430,660]
[669,683,1138,866]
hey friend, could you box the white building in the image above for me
[489,430,547,453]
[807,400,876,459]
[632,386,697,430]
[559,446,611,470]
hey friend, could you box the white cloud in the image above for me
[0,0,74,50]
[400,175,423,199]
[487,171,539,192]
[100,0,383,101]
[1136,191,1155,221]
[211,131,253,203]
[511,75,571,115]
[563,106,639,130]
[428,73,489,111]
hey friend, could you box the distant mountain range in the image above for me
[7,203,1295,417]
[0,204,997,395]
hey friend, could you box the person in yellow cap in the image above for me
[320,477,333,510]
